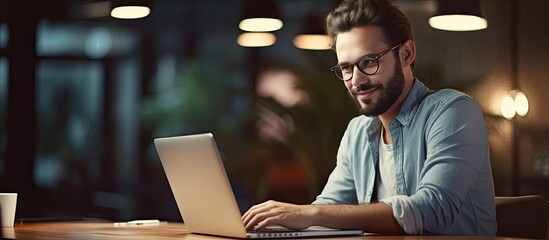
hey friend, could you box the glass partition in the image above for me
[0,58,7,175]
[35,60,104,215]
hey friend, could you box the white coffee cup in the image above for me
[0,193,17,228]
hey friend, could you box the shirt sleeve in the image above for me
[381,196,423,234]
[312,123,359,205]
[409,97,491,233]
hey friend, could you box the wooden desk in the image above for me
[1,221,524,240]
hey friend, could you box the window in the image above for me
[35,60,104,214]
[0,23,7,48]
[0,58,7,174]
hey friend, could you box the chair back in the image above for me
[495,195,549,239]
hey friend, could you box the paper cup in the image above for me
[0,193,17,228]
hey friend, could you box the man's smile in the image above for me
[352,85,380,101]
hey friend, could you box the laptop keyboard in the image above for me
[248,227,307,238]
[248,226,292,233]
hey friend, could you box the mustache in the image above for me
[351,83,381,94]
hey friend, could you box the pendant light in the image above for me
[237,32,277,48]
[293,14,330,50]
[111,0,151,19]
[429,0,487,31]
[238,0,283,32]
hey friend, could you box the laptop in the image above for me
[154,133,364,239]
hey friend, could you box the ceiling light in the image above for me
[429,0,487,31]
[239,18,283,32]
[293,14,330,50]
[111,0,151,19]
[239,0,283,32]
[237,32,276,48]
[293,35,331,50]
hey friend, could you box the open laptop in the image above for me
[154,133,364,239]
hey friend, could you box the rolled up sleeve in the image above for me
[381,195,423,234]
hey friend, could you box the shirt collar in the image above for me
[364,78,430,135]
[393,78,430,126]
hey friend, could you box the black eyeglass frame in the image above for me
[330,43,402,81]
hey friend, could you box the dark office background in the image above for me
[1,0,548,222]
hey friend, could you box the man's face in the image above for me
[335,26,404,117]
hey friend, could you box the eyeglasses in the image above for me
[330,44,401,81]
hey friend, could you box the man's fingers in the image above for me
[242,202,263,224]
[242,201,282,230]
[254,215,279,231]
[244,208,275,230]
[243,202,268,229]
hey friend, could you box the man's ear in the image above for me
[400,40,416,67]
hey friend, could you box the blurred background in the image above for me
[0,0,548,222]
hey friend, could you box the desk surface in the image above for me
[1,221,524,240]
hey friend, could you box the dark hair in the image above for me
[326,0,413,50]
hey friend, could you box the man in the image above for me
[242,0,497,236]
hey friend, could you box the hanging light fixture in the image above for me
[237,32,277,48]
[429,0,487,31]
[238,0,283,32]
[293,14,331,50]
[111,0,151,19]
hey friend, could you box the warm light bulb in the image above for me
[429,14,487,31]
[111,6,150,19]
[237,32,276,47]
[514,92,529,117]
[293,34,331,50]
[239,18,283,32]
[501,95,516,119]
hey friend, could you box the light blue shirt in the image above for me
[312,79,497,236]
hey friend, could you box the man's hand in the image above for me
[242,200,316,231]
[242,200,404,235]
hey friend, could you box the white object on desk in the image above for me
[114,219,161,226]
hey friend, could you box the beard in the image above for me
[348,57,405,117]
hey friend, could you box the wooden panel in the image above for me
[517,0,549,125]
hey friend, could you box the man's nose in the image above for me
[350,66,368,87]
